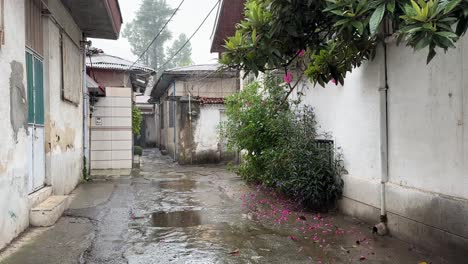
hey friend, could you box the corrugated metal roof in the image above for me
[86,53,154,72]
[165,64,222,73]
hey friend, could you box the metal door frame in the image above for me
[26,49,46,194]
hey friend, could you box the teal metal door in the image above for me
[26,51,45,194]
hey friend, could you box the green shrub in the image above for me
[221,76,345,211]
[132,106,142,136]
[134,146,143,156]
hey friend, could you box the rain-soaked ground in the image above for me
[0,149,455,264]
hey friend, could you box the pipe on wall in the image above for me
[188,90,193,165]
[81,39,91,176]
[173,81,177,161]
[375,40,389,236]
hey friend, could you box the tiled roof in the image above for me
[196,97,225,105]
[86,53,154,72]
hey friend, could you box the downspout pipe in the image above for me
[81,39,91,177]
[172,81,177,161]
[374,40,389,236]
[188,90,193,165]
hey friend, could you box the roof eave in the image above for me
[61,0,123,40]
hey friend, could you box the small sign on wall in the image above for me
[95,117,102,126]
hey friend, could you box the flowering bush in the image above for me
[221,76,345,211]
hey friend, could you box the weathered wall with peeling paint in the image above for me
[0,0,30,250]
[159,77,238,164]
[43,0,84,195]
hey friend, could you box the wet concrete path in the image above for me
[0,149,446,263]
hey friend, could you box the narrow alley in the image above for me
[0,149,448,264]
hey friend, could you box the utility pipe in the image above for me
[375,41,389,236]
[188,90,193,165]
[173,81,177,161]
[81,39,91,176]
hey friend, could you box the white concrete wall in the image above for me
[194,105,223,156]
[301,38,468,254]
[0,0,30,250]
[91,87,133,169]
[44,3,84,195]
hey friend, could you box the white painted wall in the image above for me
[387,39,467,199]
[0,0,30,250]
[300,38,468,253]
[194,105,223,155]
[44,7,84,195]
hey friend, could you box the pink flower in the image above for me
[283,72,293,84]
[297,49,306,57]
[330,79,338,85]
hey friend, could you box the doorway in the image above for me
[26,51,45,194]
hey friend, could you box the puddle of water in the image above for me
[155,179,196,192]
[150,211,204,227]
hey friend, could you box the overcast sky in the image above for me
[90,0,220,65]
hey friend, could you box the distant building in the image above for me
[150,64,239,164]
[86,50,154,170]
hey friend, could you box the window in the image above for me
[26,52,44,125]
[25,0,43,56]
[61,33,82,105]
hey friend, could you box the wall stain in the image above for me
[8,211,17,220]
[46,120,76,153]
[0,163,6,174]
[9,61,28,142]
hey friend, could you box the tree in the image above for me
[123,0,175,70]
[220,0,468,91]
[165,33,193,69]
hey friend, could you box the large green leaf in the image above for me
[370,4,386,34]
[444,0,462,14]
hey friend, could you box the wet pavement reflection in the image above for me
[150,211,204,227]
[0,149,444,264]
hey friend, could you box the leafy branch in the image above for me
[220,0,468,86]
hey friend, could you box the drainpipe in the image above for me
[374,41,389,236]
[81,39,91,177]
[188,90,193,165]
[173,82,177,161]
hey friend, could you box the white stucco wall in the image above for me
[301,38,468,253]
[194,105,223,155]
[44,10,84,195]
[387,39,468,199]
[0,0,30,250]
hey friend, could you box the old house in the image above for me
[150,64,239,164]
[212,0,468,257]
[86,50,154,171]
[0,0,122,250]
